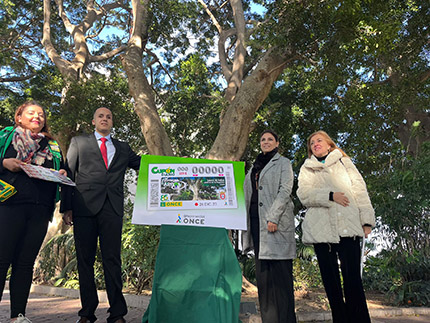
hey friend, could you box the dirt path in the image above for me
[241,287,390,313]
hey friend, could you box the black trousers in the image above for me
[73,198,127,323]
[0,204,51,318]
[251,217,297,323]
[314,237,371,323]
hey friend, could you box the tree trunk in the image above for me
[207,48,296,160]
[121,52,174,156]
[224,0,246,103]
[121,0,174,156]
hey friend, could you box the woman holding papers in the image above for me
[243,130,296,323]
[0,101,71,323]
[297,130,375,323]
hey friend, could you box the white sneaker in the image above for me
[14,314,32,323]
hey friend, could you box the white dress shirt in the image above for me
[94,131,116,167]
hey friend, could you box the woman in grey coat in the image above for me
[243,130,296,323]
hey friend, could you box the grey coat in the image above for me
[242,153,296,260]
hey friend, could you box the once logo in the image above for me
[183,217,205,225]
[160,201,183,207]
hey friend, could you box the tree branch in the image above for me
[145,49,176,84]
[0,73,37,83]
[54,0,76,33]
[218,28,236,81]
[90,45,127,62]
[298,53,319,66]
[266,55,300,76]
[243,54,263,77]
[419,69,430,83]
[42,0,72,77]
[86,14,109,40]
[198,0,223,34]
[121,0,174,156]
[84,1,129,34]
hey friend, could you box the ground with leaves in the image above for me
[241,288,389,313]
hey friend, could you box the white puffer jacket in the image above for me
[297,149,375,245]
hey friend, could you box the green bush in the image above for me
[239,239,323,292]
[364,142,430,306]
[362,252,396,293]
[121,220,160,293]
[35,231,105,289]
[35,217,160,294]
[238,254,256,285]
[364,249,430,306]
[293,257,323,291]
[35,231,80,286]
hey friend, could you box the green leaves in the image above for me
[162,54,223,157]
[363,142,430,304]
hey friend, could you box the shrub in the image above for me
[35,217,160,294]
[364,142,430,306]
[121,220,160,293]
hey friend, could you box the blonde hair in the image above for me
[306,130,348,158]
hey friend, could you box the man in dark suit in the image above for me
[63,107,141,323]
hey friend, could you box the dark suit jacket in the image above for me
[66,133,141,216]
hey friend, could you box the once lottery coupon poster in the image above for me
[132,155,247,230]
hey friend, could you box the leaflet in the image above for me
[20,163,76,186]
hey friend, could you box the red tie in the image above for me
[100,137,108,168]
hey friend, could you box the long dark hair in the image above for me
[14,100,53,139]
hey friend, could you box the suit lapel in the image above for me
[89,134,106,167]
[109,138,121,167]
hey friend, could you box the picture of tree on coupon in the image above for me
[132,155,247,230]
[148,163,237,210]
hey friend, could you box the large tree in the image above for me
[39,0,429,161]
[40,0,299,158]
[121,0,299,159]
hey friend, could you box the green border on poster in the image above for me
[132,155,246,230]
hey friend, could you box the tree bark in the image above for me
[224,0,246,103]
[207,48,296,160]
[121,0,174,156]
[42,0,78,80]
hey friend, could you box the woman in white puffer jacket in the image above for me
[297,130,375,323]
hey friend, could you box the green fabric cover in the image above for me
[142,225,242,323]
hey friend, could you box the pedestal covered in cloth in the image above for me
[142,225,242,323]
